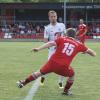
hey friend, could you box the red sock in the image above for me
[64,80,73,93]
[23,75,35,85]
[24,73,40,85]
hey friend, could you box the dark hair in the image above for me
[55,32,61,36]
[66,28,76,38]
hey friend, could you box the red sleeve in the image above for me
[78,43,88,52]
[84,24,87,29]
[55,37,62,47]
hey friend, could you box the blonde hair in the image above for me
[48,10,57,16]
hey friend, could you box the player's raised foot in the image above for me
[16,80,25,88]
[58,82,64,89]
[62,90,72,96]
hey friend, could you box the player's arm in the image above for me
[84,48,96,57]
[76,31,79,35]
[32,41,56,52]
[83,26,87,35]
[62,23,66,36]
[76,26,79,35]
[44,26,49,43]
[44,38,48,43]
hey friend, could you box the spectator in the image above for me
[20,29,25,35]
[32,29,36,34]
[35,25,41,33]
[95,23,100,34]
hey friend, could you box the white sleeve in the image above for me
[61,23,66,36]
[63,24,66,34]
[44,26,49,39]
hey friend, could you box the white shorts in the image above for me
[48,48,56,60]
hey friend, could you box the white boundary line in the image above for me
[24,77,40,100]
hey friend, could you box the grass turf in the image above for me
[0,42,100,100]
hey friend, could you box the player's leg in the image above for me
[40,50,55,85]
[80,35,85,44]
[52,63,74,94]
[58,75,64,89]
[81,35,86,44]
[17,70,42,88]
[62,66,75,95]
[63,76,74,95]
[17,61,52,88]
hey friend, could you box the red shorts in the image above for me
[40,60,74,77]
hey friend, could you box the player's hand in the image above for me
[31,48,39,52]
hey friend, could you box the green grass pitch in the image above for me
[0,42,100,100]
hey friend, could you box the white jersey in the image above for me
[44,22,66,59]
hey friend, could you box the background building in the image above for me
[0,3,100,39]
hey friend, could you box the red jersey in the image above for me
[77,24,87,36]
[50,37,88,66]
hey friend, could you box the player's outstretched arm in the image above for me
[85,48,96,57]
[76,30,79,35]
[83,28,87,35]
[32,41,56,52]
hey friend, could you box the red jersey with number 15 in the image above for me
[77,24,87,36]
[50,37,88,66]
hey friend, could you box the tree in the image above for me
[0,0,22,3]
[20,0,33,3]
[0,0,99,3]
[0,0,60,3]
[23,0,60,3]
[37,0,59,2]
[61,0,100,3]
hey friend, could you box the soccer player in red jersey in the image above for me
[17,28,96,95]
[42,10,66,88]
[77,19,87,44]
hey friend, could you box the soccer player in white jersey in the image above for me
[40,10,66,88]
